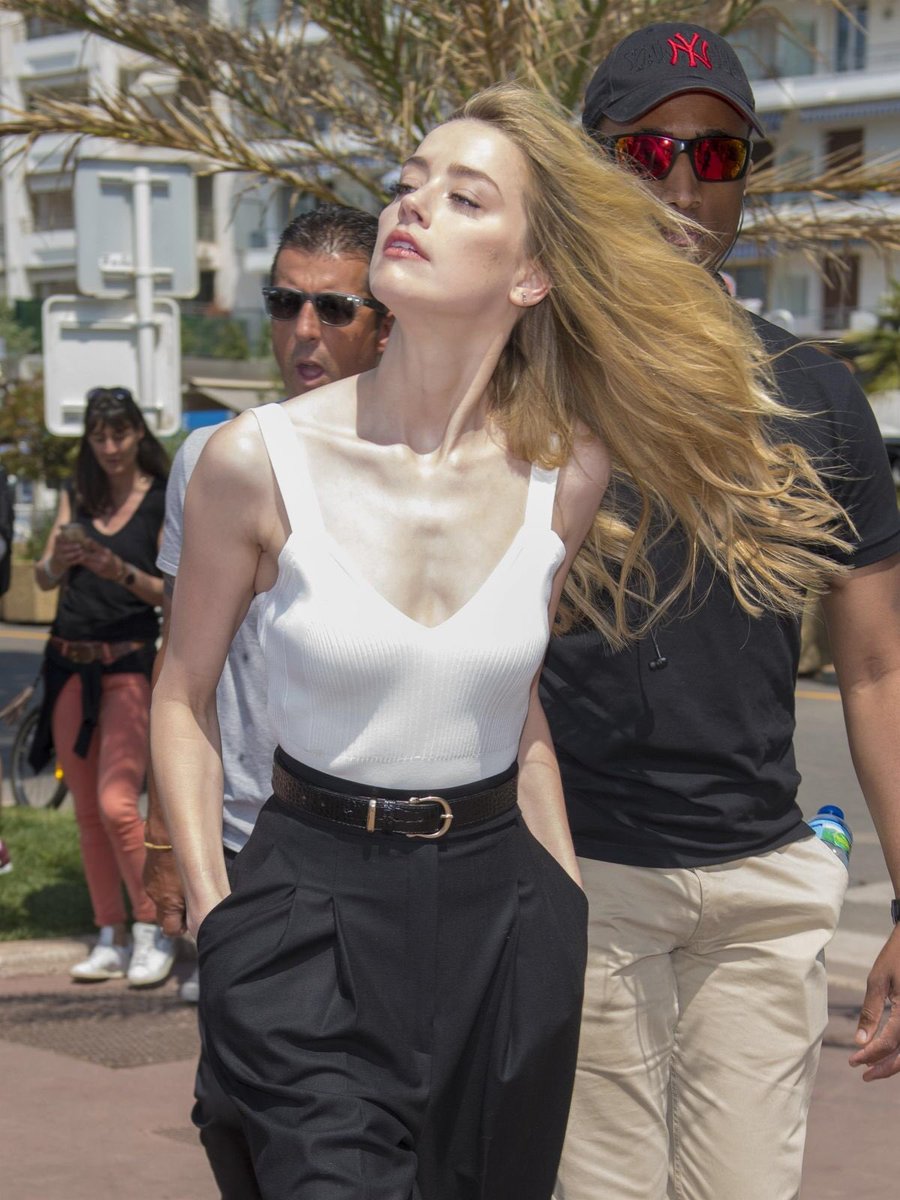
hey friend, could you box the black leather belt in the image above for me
[271,760,518,840]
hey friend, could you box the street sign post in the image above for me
[58,157,196,431]
[74,159,197,300]
[42,295,181,436]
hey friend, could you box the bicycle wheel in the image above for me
[10,708,68,809]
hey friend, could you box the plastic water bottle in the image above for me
[808,805,852,869]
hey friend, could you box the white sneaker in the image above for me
[71,926,130,981]
[179,965,200,1004]
[127,921,176,988]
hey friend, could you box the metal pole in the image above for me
[132,165,157,428]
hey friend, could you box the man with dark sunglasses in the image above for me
[144,204,391,1200]
[543,22,900,1200]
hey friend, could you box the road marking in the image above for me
[796,688,842,702]
[0,629,48,643]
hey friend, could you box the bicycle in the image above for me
[2,677,68,810]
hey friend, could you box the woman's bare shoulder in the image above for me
[192,410,272,491]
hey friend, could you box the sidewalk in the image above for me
[803,993,900,1199]
[0,940,214,1200]
[1,940,898,1198]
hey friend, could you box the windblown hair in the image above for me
[456,85,850,643]
[76,388,169,517]
[270,203,380,284]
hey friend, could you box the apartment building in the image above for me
[730,1,900,337]
[1,4,897,347]
[0,1,333,350]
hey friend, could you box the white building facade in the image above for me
[0,2,340,350]
[729,1,900,337]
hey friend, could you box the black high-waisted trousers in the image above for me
[197,753,588,1200]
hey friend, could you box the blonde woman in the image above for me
[152,85,846,1199]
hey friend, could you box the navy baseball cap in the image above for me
[582,23,765,137]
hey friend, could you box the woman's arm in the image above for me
[517,679,582,883]
[150,415,282,937]
[516,438,610,885]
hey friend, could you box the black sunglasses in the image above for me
[596,133,752,183]
[262,287,388,327]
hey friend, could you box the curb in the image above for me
[0,934,197,979]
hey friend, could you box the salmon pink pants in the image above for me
[52,671,156,927]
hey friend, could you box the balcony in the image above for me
[12,29,90,80]
[753,60,900,119]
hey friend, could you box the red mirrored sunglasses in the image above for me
[597,133,752,183]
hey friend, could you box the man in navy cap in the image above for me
[543,22,900,1200]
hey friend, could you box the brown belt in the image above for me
[271,757,519,840]
[49,637,149,666]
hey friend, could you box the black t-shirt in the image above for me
[52,477,165,643]
[541,314,900,867]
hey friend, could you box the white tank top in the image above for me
[252,403,564,790]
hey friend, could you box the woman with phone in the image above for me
[35,387,174,987]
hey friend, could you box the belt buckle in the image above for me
[405,795,454,840]
[69,644,95,664]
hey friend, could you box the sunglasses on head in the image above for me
[262,287,388,327]
[86,387,133,404]
[596,133,752,183]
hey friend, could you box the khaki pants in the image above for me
[555,837,847,1200]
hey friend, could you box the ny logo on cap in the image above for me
[668,32,712,70]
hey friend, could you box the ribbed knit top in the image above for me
[252,403,564,789]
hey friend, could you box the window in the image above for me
[730,265,769,308]
[25,18,70,39]
[773,275,810,319]
[32,278,76,299]
[197,176,215,242]
[835,3,868,72]
[275,186,316,230]
[195,270,215,304]
[824,128,864,175]
[732,19,816,80]
[27,177,74,232]
[24,77,90,111]
[822,255,860,330]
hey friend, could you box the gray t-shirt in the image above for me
[157,425,274,852]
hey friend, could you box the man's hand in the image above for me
[143,846,187,937]
[849,925,900,1081]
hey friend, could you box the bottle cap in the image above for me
[817,805,846,821]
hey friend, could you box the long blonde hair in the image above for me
[456,84,849,644]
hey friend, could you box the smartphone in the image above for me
[58,522,88,545]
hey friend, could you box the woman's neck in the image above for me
[105,468,146,512]
[364,317,514,459]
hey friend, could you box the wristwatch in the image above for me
[892,899,900,925]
